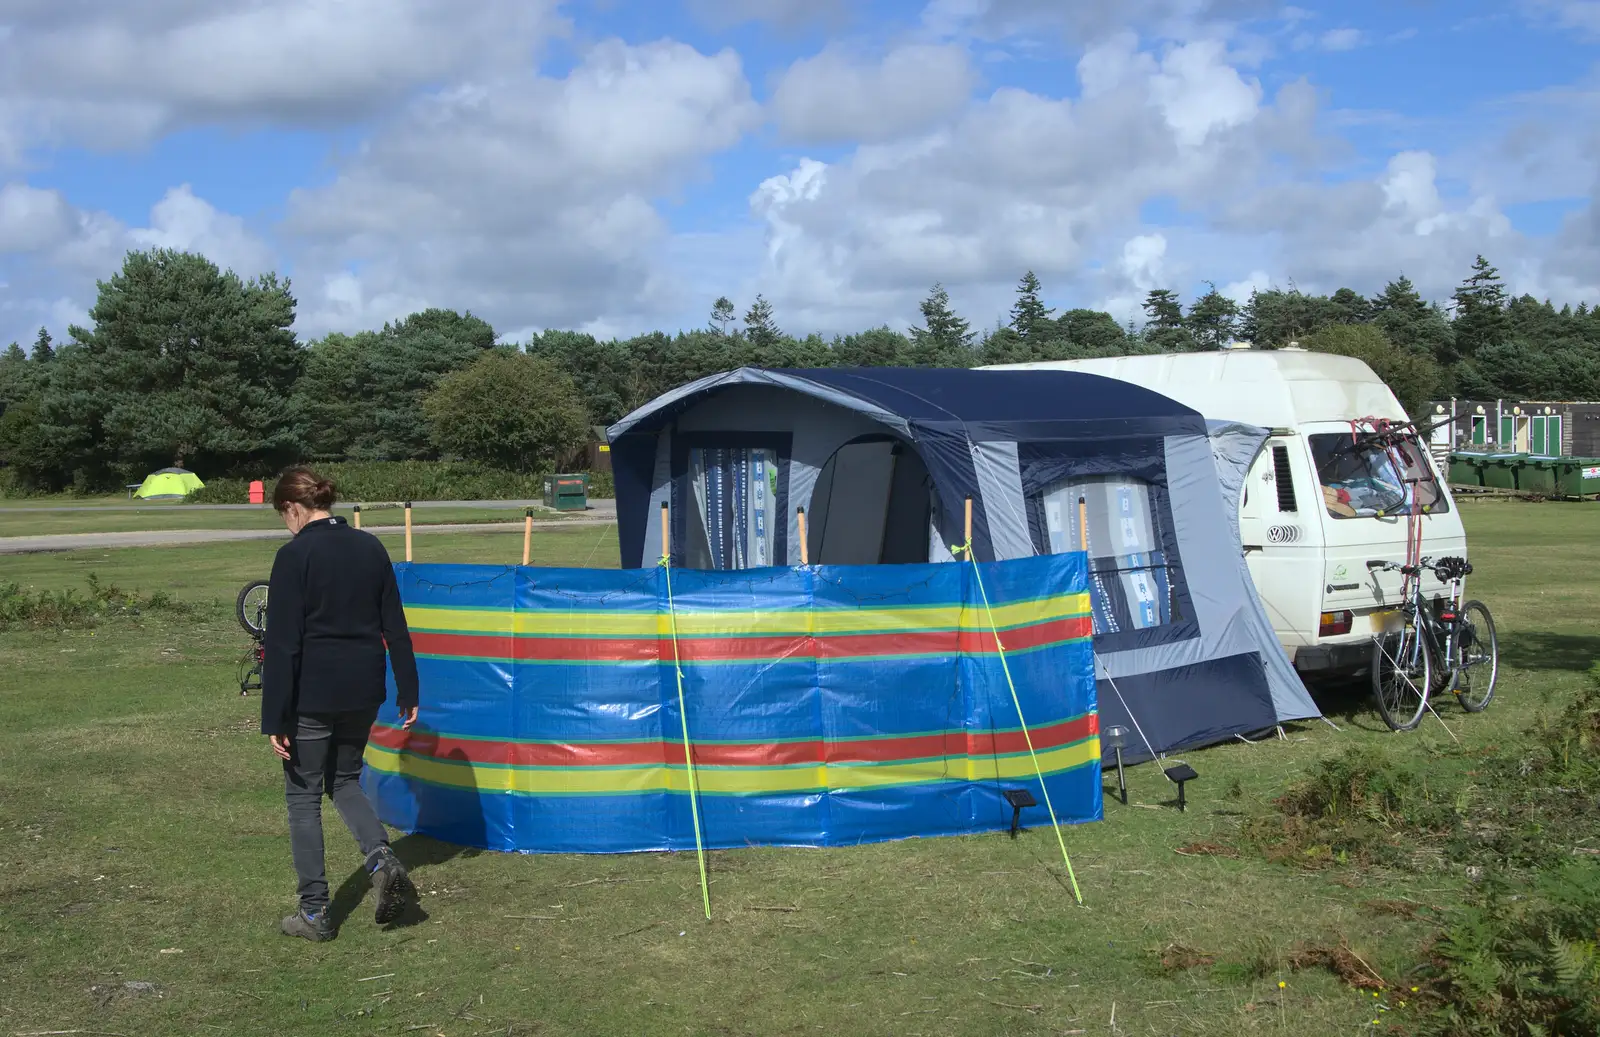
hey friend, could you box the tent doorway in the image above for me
[807,438,932,565]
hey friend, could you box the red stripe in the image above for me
[410,616,1092,665]
[367,713,1098,770]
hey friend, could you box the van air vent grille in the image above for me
[1272,444,1297,512]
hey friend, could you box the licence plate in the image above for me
[1369,610,1399,633]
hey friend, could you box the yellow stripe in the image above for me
[364,738,1100,795]
[405,593,1091,638]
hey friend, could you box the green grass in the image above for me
[0,501,1595,1036]
[0,503,592,538]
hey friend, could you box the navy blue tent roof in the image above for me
[609,367,1206,443]
[609,367,1209,569]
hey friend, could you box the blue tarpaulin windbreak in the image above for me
[362,553,1102,853]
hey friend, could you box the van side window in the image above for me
[1272,445,1297,512]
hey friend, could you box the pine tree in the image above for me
[1009,271,1054,338]
[0,343,30,404]
[743,295,781,353]
[1142,289,1195,352]
[1373,275,1455,362]
[1186,282,1239,350]
[909,283,973,365]
[1451,255,1510,360]
[1329,287,1372,325]
[32,327,54,363]
[709,296,736,336]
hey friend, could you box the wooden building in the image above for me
[1426,398,1600,457]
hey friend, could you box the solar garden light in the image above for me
[1003,788,1036,839]
[1163,763,1199,812]
[1104,725,1130,804]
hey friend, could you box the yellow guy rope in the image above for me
[660,503,712,920]
[953,500,1084,905]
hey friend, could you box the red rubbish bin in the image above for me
[249,480,265,505]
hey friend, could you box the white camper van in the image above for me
[985,350,1467,677]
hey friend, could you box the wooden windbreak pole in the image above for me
[353,505,362,530]
[404,501,413,562]
[660,501,670,562]
[797,507,809,565]
[522,508,534,566]
[964,497,973,547]
[1077,497,1088,552]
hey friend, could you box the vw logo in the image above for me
[1267,525,1300,544]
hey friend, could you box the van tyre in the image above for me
[1451,600,1498,713]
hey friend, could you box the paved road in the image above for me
[0,514,618,555]
[0,498,607,513]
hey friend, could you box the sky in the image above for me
[1,0,1598,349]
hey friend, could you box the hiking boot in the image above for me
[280,905,334,942]
[367,846,414,925]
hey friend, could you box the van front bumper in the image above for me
[1293,640,1372,675]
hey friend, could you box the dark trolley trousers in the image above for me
[284,708,390,911]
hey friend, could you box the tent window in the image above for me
[686,447,779,569]
[1038,476,1179,634]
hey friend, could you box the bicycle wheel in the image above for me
[1451,600,1498,712]
[1372,617,1431,731]
[236,580,269,637]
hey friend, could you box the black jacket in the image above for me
[260,517,420,736]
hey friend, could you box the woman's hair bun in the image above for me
[273,466,339,512]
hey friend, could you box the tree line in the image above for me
[1,247,1595,492]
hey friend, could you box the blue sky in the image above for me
[1,0,1597,347]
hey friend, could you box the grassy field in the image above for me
[0,502,591,538]
[0,501,1595,1037]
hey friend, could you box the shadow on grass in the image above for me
[331,746,485,931]
[1306,677,1397,734]
[1496,632,1600,674]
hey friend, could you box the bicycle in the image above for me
[236,580,268,696]
[1367,555,1498,732]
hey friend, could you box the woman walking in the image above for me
[261,467,421,941]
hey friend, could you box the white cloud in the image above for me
[1223,268,1273,303]
[0,182,75,253]
[728,26,1560,336]
[1318,28,1365,51]
[0,0,566,158]
[771,43,977,144]
[685,0,850,29]
[2,0,1595,350]
[0,183,274,345]
[1148,39,1262,148]
[1522,1,1600,37]
[923,0,1280,43]
[129,185,275,279]
[283,38,760,337]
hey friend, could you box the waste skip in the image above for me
[1551,458,1600,499]
[1478,453,1527,492]
[542,473,589,511]
[1520,456,1563,497]
[1447,452,1491,488]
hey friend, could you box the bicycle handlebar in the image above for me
[1365,555,1473,580]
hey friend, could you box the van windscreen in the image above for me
[1310,434,1448,519]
